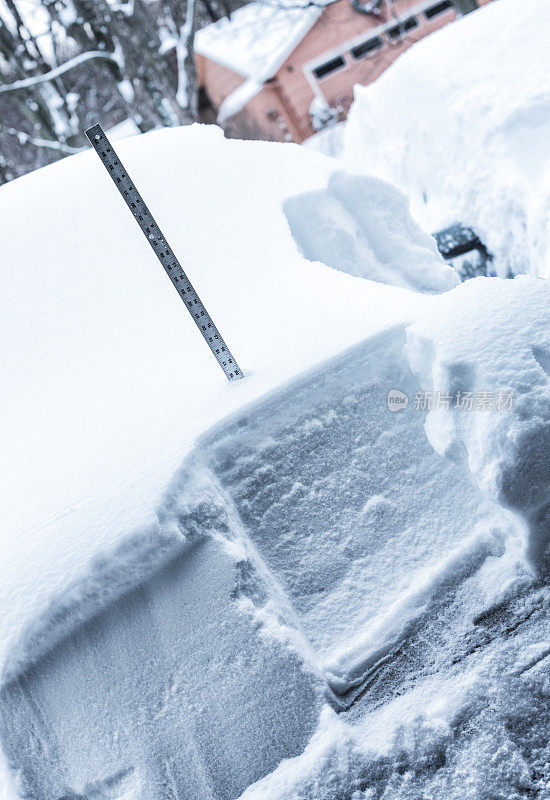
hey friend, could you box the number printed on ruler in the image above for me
[85,124,243,382]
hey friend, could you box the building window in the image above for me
[424,1,453,18]
[350,35,383,60]
[313,55,346,80]
[387,16,418,39]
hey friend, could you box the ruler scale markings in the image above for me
[85,123,243,382]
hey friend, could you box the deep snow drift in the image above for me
[342,0,550,280]
[0,125,548,799]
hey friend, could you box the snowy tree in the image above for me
[0,0,243,182]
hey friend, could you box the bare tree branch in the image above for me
[176,0,198,116]
[0,123,84,154]
[0,51,120,93]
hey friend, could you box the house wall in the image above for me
[195,54,300,142]
[196,0,495,143]
[274,0,459,141]
[195,52,246,113]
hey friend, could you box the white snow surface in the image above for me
[0,123,549,799]
[343,0,550,279]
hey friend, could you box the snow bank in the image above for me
[343,0,550,279]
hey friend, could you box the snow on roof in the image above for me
[194,0,328,81]
[217,77,263,123]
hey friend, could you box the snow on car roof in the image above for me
[0,124,455,680]
[194,0,332,81]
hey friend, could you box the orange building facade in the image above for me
[194,0,494,143]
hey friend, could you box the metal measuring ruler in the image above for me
[85,124,243,382]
